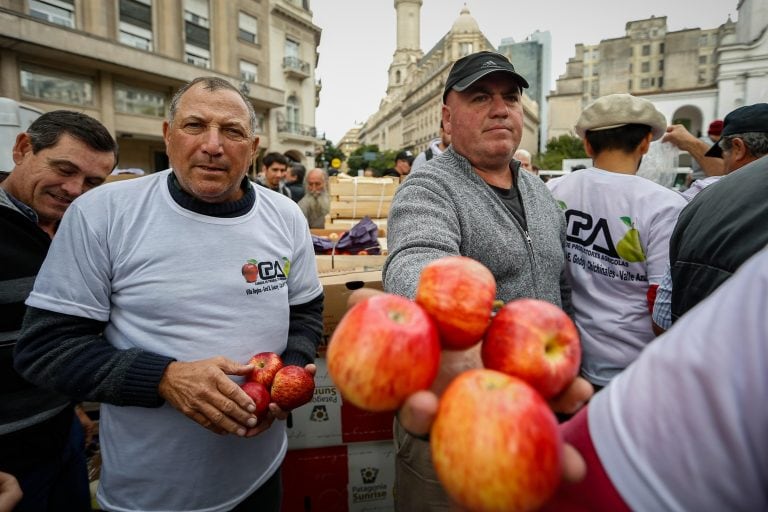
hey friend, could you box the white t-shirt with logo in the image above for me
[26,170,322,512]
[590,247,768,510]
[547,168,686,385]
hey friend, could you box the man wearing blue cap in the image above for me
[651,102,768,333]
[383,51,574,510]
[668,102,768,323]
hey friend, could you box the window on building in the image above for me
[286,95,300,130]
[29,0,74,28]
[184,0,210,67]
[699,34,709,46]
[629,63,633,73]
[658,76,664,88]
[658,60,664,71]
[699,55,708,65]
[698,71,707,83]
[659,42,665,54]
[642,44,650,56]
[396,69,401,84]
[238,12,258,44]
[285,38,300,59]
[628,79,633,89]
[640,78,650,89]
[119,0,153,51]
[20,66,93,106]
[641,61,650,73]
[115,83,166,117]
[459,42,473,57]
[240,60,258,83]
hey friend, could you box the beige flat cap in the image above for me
[575,93,667,140]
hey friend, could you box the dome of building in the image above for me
[451,6,480,34]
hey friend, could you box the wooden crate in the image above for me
[328,176,400,198]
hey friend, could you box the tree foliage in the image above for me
[536,134,588,170]
[316,139,345,168]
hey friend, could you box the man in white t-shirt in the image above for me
[547,94,686,390]
[13,77,324,512]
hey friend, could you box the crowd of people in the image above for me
[0,49,766,512]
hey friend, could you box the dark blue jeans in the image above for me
[14,415,91,512]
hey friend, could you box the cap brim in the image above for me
[705,142,723,158]
[452,69,530,93]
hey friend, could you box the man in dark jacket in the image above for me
[1,110,117,510]
[669,103,768,322]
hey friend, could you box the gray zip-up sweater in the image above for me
[383,147,570,309]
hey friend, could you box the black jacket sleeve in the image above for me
[14,307,174,407]
[281,292,324,367]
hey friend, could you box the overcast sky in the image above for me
[312,0,738,144]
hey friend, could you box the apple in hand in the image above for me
[481,298,580,400]
[415,256,497,350]
[431,369,562,512]
[248,352,284,388]
[270,365,315,410]
[327,293,441,411]
[240,381,270,420]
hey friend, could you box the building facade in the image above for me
[0,0,322,173]
[547,13,741,142]
[357,3,540,158]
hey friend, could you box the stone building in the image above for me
[0,0,322,172]
[357,2,540,157]
[547,11,751,141]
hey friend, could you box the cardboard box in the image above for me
[282,442,395,512]
[318,270,383,341]
[287,359,395,450]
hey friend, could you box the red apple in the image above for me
[248,352,284,388]
[481,299,581,400]
[242,259,259,283]
[326,293,441,411]
[240,381,270,420]
[415,256,497,350]
[431,369,563,512]
[270,365,315,410]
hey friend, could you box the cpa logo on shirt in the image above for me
[240,256,292,283]
[562,204,646,262]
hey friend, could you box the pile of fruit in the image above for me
[240,352,315,418]
[327,256,581,512]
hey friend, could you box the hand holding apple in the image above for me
[431,369,563,512]
[482,299,581,399]
[270,365,315,410]
[248,351,284,388]
[415,255,497,350]
[327,293,441,411]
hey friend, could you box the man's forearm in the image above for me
[14,306,173,407]
[282,293,324,367]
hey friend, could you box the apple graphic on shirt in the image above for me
[242,259,259,283]
[616,217,645,262]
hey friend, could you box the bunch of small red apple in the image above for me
[327,255,581,512]
[240,352,315,420]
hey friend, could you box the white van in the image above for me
[0,98,43,172]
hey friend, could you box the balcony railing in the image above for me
[283,56,310,78]
[278,121,317,138]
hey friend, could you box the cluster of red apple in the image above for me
[240,352,315,419]
[327,255,581,512]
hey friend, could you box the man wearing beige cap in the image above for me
[548,93,686,392]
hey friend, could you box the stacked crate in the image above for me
[325,176,400,233]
